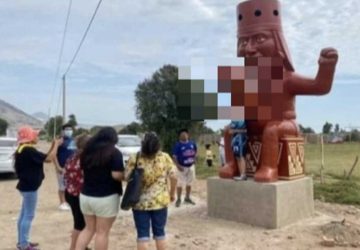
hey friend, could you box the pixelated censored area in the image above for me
[177,57,285,121]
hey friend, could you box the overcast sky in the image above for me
[0,0,359,132]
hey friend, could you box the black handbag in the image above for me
[121,152,144,210]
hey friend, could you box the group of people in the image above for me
[14,125,199,250]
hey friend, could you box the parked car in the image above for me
[116,135,141,166]
[0,137,17,174]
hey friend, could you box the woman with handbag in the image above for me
[75,127,124,250]
[125,132,177,250]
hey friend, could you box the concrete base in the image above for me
[207,177,314,229]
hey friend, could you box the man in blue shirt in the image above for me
[54,123,76,210]
[172,128,197,207]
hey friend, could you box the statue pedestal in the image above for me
[207,177,314,229]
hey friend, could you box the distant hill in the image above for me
[0,99,43,132]
[32,112,49,123]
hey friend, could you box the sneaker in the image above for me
[59,203,70,211]
[17,245,40,250]
[175,199,181,207]
[234,175,247,181]
[17,242,39,249]
[184,197,196,205]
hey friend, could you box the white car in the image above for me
[116,135,141,166]
[0,137,17,174]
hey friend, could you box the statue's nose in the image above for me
[244,42,257,57]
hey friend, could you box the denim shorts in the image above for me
[231,134,247,157]
[132,208,168,242]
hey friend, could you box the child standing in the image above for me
[205,144,214,167]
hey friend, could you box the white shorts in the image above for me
[177,165,196,187]
[57,172,66,192]
[80,193,120,218]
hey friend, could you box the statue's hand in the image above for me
[318,47,338,66]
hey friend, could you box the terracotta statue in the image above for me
[219,0,338,182]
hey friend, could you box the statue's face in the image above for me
[237,30,276,58]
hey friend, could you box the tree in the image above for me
[334,124,340,134]
[299,124,315,134]
[67,114,78,128]
[322,122,333,134]
[196,122,214,135]
[119,122,143,135]
[135,65,200,153]
[44,116,63,139]
[0,118,8,136]
[345,129,360,142]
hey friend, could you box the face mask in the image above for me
[64,130,73,138]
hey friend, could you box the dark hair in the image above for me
[62,123,73,130]
[178,128,189,137]
[80,127,118,170]
[205,144,211,149]
[141,132,160,158]
[76,134,91,151]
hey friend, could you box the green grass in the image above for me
[314,180,360,205]
[195,142,360,205]
[305,142,360,179]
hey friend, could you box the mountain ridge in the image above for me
[0,99,43,132]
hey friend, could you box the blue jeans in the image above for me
[231,134,247,157]
[17,191,38,248]
[132,208,168,242]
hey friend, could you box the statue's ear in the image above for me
[277,51,294,72]
[272,31,295,72]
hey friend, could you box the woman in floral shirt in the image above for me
[64,134,90,250]
[126,132,177,250]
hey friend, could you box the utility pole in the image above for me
[62,75,66,124]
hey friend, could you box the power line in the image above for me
[46,0,73,138]
[48,0,73,118]
[63,0,104,76]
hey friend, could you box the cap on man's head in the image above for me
[62,123,73,130]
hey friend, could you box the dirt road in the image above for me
[1,162,360,250]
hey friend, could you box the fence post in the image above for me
[320,134,325,184]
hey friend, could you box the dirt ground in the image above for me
[1,161,360,250]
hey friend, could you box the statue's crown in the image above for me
[237,0,283,36]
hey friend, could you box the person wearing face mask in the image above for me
[54,123,76,211]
